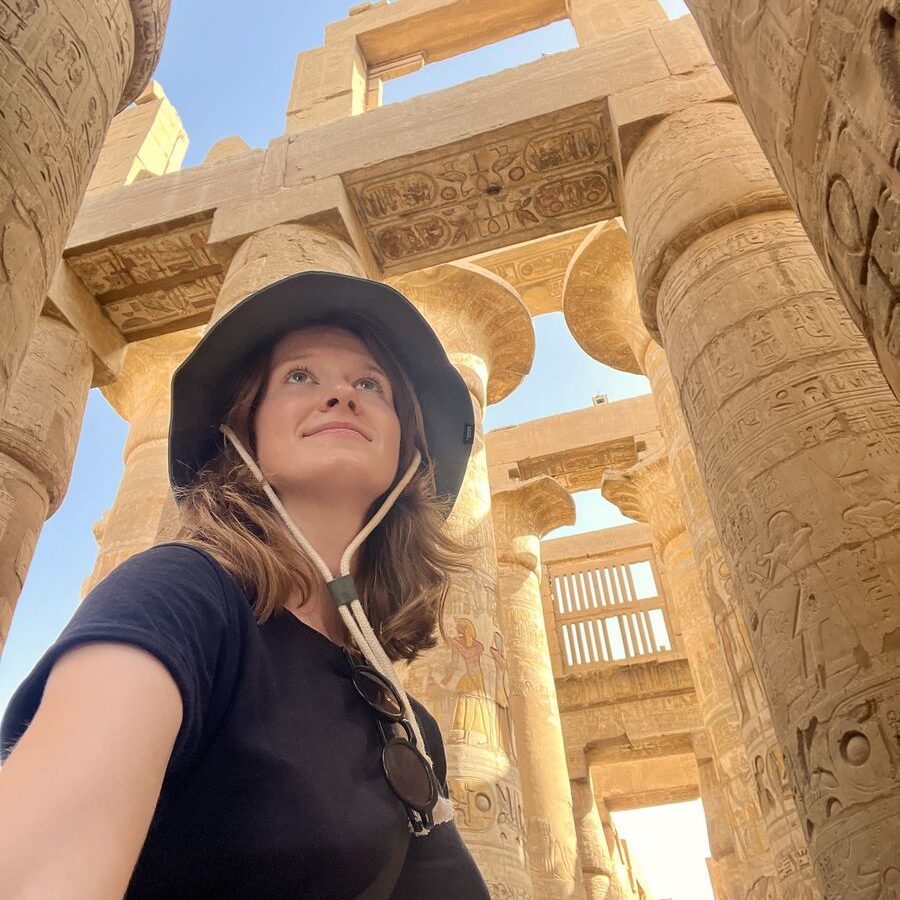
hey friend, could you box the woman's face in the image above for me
[253,325,402,508]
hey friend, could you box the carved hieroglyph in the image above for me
[565,217,819,898]
[683,0,900,400]
[622,100,900,899]
[492,477,584,900]
[602,453,777,900]
[393,264,536,899]
[0,316,92,647]
[344,101,618,274]
[67,218,234,341]
[0,0,171,415]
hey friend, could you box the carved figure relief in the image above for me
[441,617,495,748]
[489,631,517,761]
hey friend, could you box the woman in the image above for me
[0,272,491,899]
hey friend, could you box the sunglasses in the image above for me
[343,648,440,833]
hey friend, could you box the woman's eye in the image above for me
[356,376,382,392]
[286,367,314,384]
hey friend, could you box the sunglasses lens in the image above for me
[354,669,403,719]
[384,741,437,809]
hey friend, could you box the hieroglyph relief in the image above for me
[66,218,234,339]
[514,437,637,491]
[343,101,618,272]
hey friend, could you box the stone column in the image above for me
[392,263,536,900]
[694,745,738,900]
[86,223,368,588]
[683,0,900,399]
[0,0,171,415]
[84,328,199,592]
[0,316,92,647]
[622,99,900,898]
[565,218,819,898]
[602,452,776,899]
[492,476,584,899]
[570,773,627,900]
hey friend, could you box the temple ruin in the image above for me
[1,1,897,898]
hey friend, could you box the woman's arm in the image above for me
[0,642,183,900]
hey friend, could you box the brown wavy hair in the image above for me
[172,315,471,661]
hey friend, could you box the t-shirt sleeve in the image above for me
[0,543,245,772]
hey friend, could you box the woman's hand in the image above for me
[0,642,183,899]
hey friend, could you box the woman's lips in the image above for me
[303,421,370,440]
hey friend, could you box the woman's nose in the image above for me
[323,382,356,411]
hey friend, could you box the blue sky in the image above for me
[0,2,710,895]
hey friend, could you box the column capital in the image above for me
[563,218,649,373]
[390,262,534,410]
[601,451,686,555]
[121,2,174,111]
[623,101,789,340]
[492,476,575,564]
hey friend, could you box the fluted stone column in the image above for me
[0,0,171,415]
[84,328,198,592]
[570,771,631,900]
[392,263,536,900]
[565,218,818,898]
[683,1,900,399]
[0,316,92,647]
[493,476,584,899]
[602,452,776,899]
[621,100,900,899]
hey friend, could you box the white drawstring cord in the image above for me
[220,425,454,832]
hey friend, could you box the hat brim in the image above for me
[168,271,474,512]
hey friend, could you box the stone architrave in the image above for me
[392,263,536,900]
[0,0,171,416]
[84,328,199,594]
[570,772,628,900]
[0,316,92,648]
[622,99,900,898]
[565,218,819,899]
[602,452,776,900]
[683,1,900,399]
[492,476,585,899]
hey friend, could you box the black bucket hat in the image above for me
[168,271,474,511]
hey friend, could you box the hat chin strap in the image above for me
[220,425,454,834]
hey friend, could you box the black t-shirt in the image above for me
[0,543,489,899]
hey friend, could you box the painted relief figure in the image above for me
[489,631,517,761]
[441,617,494,746]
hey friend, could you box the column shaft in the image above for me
[395,264,535,899]
[570,774,624,900]
[623,100,900,898]
[494,479,583,899]
[0,0,170,414]
[683,0,900,398]
[0,316,92,647]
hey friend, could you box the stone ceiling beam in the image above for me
[45,262,127,388]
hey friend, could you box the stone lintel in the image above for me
[487,393,658,492]
[563,218,644,373]
[543,522,654,566]
[45,263,127,387]
[602,784,700,812]
[473,225,593,316]
[333,0,568,69]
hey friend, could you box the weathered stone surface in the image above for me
[0,0,171,420]
[0,317,91,648]
[622,99,900,898]
[684,0,900,400]
[493,477,582,899]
